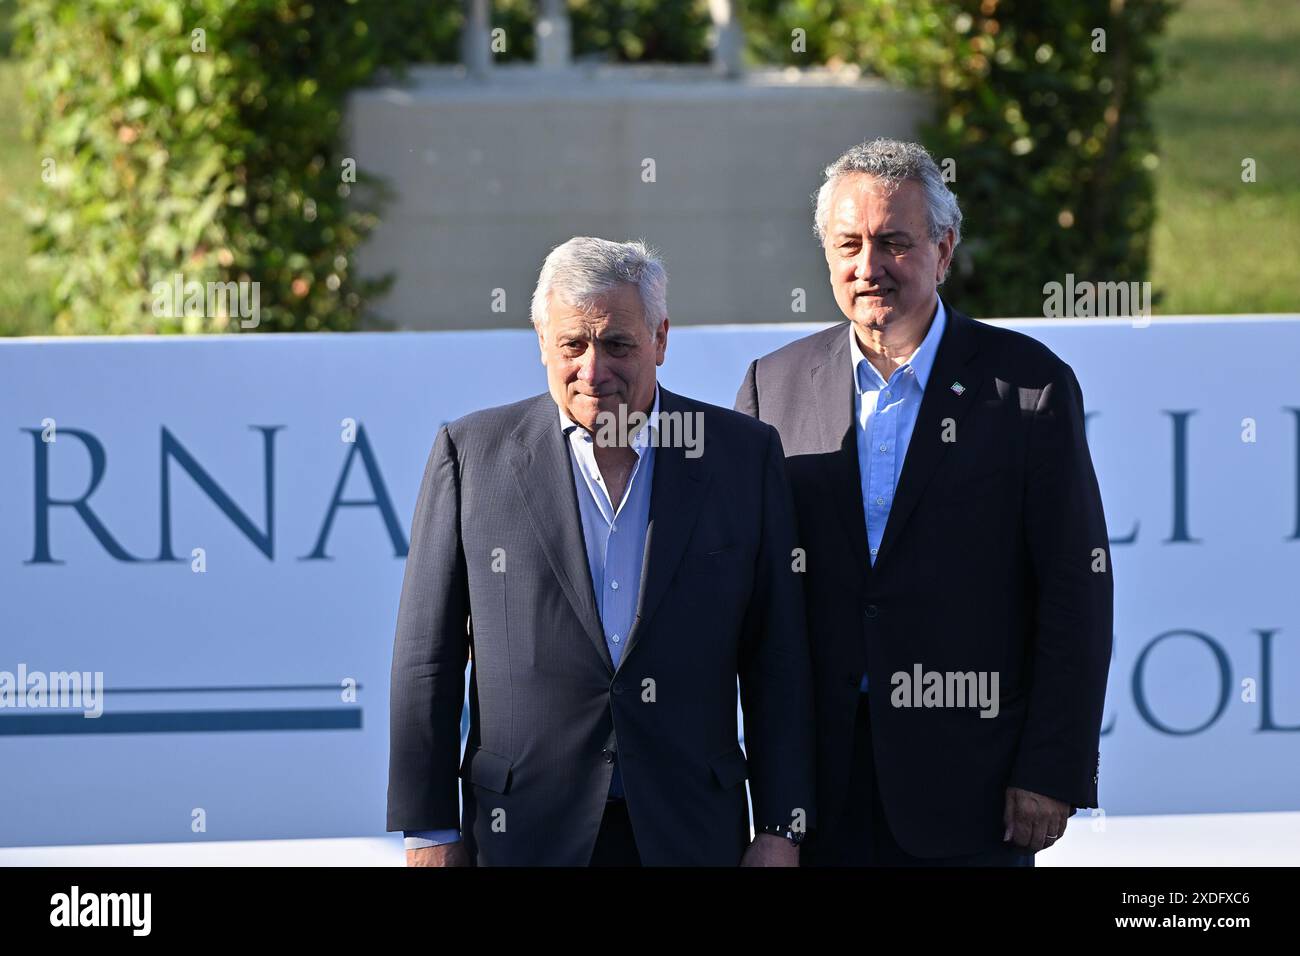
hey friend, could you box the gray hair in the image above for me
[813,139,963,278]
[530,237,668,337]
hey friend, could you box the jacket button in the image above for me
[612,682,625,695]
[864,605,879,619]
[601,749,615,764]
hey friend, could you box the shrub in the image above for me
[743,0,1175,317]
[16,0,454,333]
[17,0,1173,332]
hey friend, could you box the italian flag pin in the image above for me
[950,381,966,395]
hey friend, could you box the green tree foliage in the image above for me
[16,0,1171,332]
[744,0,1175,316]
[17,0,456,333]
[490,0,711,63]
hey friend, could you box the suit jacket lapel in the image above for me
[811,325,872,584]
[875,303,983,566]
[510,395,614,672]
[619,386,708,669]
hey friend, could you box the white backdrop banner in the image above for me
[1,316,1298,847]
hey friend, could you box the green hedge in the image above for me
[744,0,1175,317]
[16,0,457,333]
[491,0,711,63]
[17,0,1171,333]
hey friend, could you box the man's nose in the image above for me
[576,346,601,383]
[856,241,887,281]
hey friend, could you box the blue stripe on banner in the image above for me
[0,708,363,735]
[100,685,365,695]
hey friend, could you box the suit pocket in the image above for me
[708,747,749,789]
[686,542,745,560]
[679,546,755,620]
[682,543,755,578]
[459,746,513,794]
[935,462,1014,507]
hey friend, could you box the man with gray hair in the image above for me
[389,236,816,866]
[736,140,1112,865]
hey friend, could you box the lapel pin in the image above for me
[950,381,966,396]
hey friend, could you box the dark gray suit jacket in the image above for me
[387,386,816,865]
[736,303,1113,858]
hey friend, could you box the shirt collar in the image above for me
[557,385,661,456]
[850,296,947,393]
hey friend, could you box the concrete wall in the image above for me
[345,64,928,331]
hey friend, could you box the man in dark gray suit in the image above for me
[389,237,816,866]
[736,140,1112,866]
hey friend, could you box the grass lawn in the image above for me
[1150,0,1300,314]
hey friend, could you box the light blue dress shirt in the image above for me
[853,298,946,692]
[405,389,660,849]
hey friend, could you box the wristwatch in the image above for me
[760,823,806,847]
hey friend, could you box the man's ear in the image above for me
[535,324,547,365]
[935,228,956,283]
[655,317,669,366]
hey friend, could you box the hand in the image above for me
[406,842,471,867]
[740,832,799,867]
[1003,787,1070,852]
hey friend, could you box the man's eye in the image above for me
[604,342,632,357]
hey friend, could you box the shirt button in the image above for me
[610,580,619,590]
[878,444,887,452]
[611,633,621,644]
[876,496,885,506]
[870,547,878,556]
